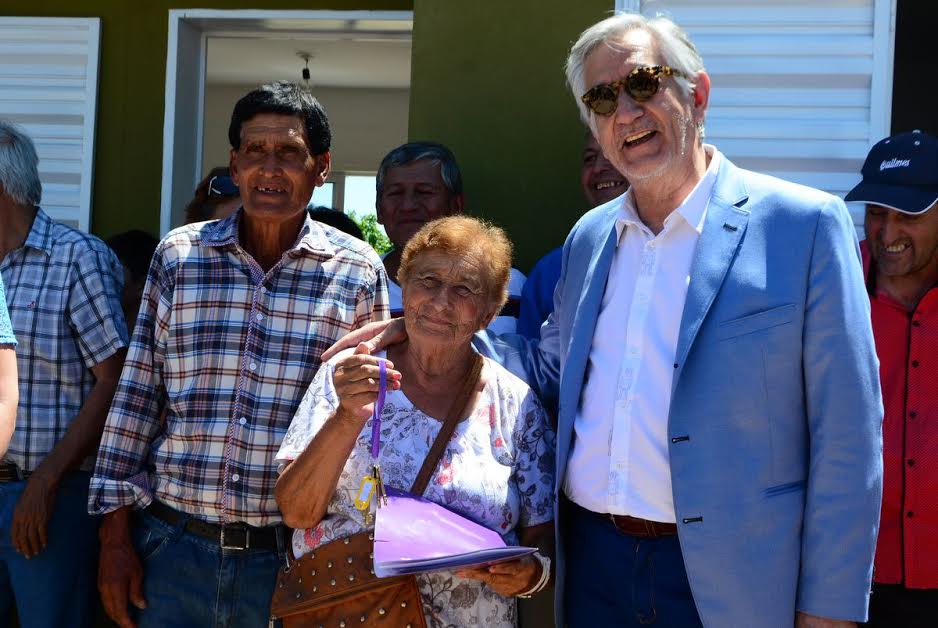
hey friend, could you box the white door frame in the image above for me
[160,9,413,235]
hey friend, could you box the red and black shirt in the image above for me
[863,241,938,588]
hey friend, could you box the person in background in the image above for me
[0,275,17,459]
[90,81,389,628]
[106,230,160,330]
[0,119,128,628]
[308,206,364,240]
[376,141,526,331]
[844,130,938,628]
[517,133,628,339]
[183,166,242,224]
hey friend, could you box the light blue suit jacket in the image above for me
[479,155,883,627]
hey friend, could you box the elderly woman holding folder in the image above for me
[275,216,555,627]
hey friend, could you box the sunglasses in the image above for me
[208,175,239,197]
[581,65,687,116]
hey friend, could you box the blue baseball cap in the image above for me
[845,130,938,215]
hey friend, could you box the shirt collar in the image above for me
[614,145,722,242]
[22,207,55,256]
[200,208,336,259]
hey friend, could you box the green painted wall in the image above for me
[3,0,412,238]
[409,0,613,270]
[5,1,610,268]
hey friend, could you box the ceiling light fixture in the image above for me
[296,51,313,90]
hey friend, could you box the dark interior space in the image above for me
[890,0,938,135]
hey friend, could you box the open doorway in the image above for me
[891,0,937,136]
[160,10,412,234]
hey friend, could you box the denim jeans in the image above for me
[0,471,99,628]
[563,499,703,627]
[131,508,284,628]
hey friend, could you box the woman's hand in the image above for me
[454,555,543,597]
[332,343,401,421]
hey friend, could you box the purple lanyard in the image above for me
[369,360,387,460]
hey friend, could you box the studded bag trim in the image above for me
[271,529,425,627]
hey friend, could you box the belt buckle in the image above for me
[220,525,250,550]
[0,463,24,483]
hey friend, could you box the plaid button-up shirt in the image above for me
[1,208,128,473]
[89,211,389,526]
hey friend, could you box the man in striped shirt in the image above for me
[90,82,389,628]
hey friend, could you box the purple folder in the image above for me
[372,487,536,577]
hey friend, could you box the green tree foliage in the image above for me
[348,212,393,255]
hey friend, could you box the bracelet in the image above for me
[517,552,551,598]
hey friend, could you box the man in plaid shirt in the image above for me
[0,120,128,628]
[90,82,389,628]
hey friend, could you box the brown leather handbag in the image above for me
[270,354,484,628]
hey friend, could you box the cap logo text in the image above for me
[880,158,911,171]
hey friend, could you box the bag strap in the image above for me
[409,352,484,495]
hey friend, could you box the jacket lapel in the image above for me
[557,213,618,480]
[672,161,751,393]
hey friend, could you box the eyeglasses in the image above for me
[581,65,686,116]
[208,175,239,197]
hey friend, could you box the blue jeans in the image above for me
[131,509,284,628]
[0,471,99,628]
[563,499,703,627]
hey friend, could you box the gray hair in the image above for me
[0,119,41,206]
[375,141,463,200]
[565,13,706,125]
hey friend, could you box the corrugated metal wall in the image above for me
[619,0,895,228]
[0,17,100,230]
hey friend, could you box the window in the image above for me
[0,17,101,231]
[317,173,387,237]
[310,182,335,208]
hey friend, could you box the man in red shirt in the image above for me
[846,130,938,627]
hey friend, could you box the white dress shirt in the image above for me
[564,148,721,522]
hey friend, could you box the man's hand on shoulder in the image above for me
[320,318,405,362]
[795,611,857,628]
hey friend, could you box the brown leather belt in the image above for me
[144,499,285,551]
[0,462,29,482]
[606,513,678,539]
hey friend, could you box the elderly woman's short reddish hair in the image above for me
[398,216,513,312]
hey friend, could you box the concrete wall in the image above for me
[202,84,409,176]
[409,0,613,270]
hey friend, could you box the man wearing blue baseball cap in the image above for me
[845,130,938,628]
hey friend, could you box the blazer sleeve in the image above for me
[797,196,883,621]
[471,237,570,414]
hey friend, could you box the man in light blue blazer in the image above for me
[490,13,883,628]
[324,13,883,628]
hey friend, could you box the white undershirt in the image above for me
[564,147,721,522]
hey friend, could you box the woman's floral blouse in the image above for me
[276,350,556,628]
